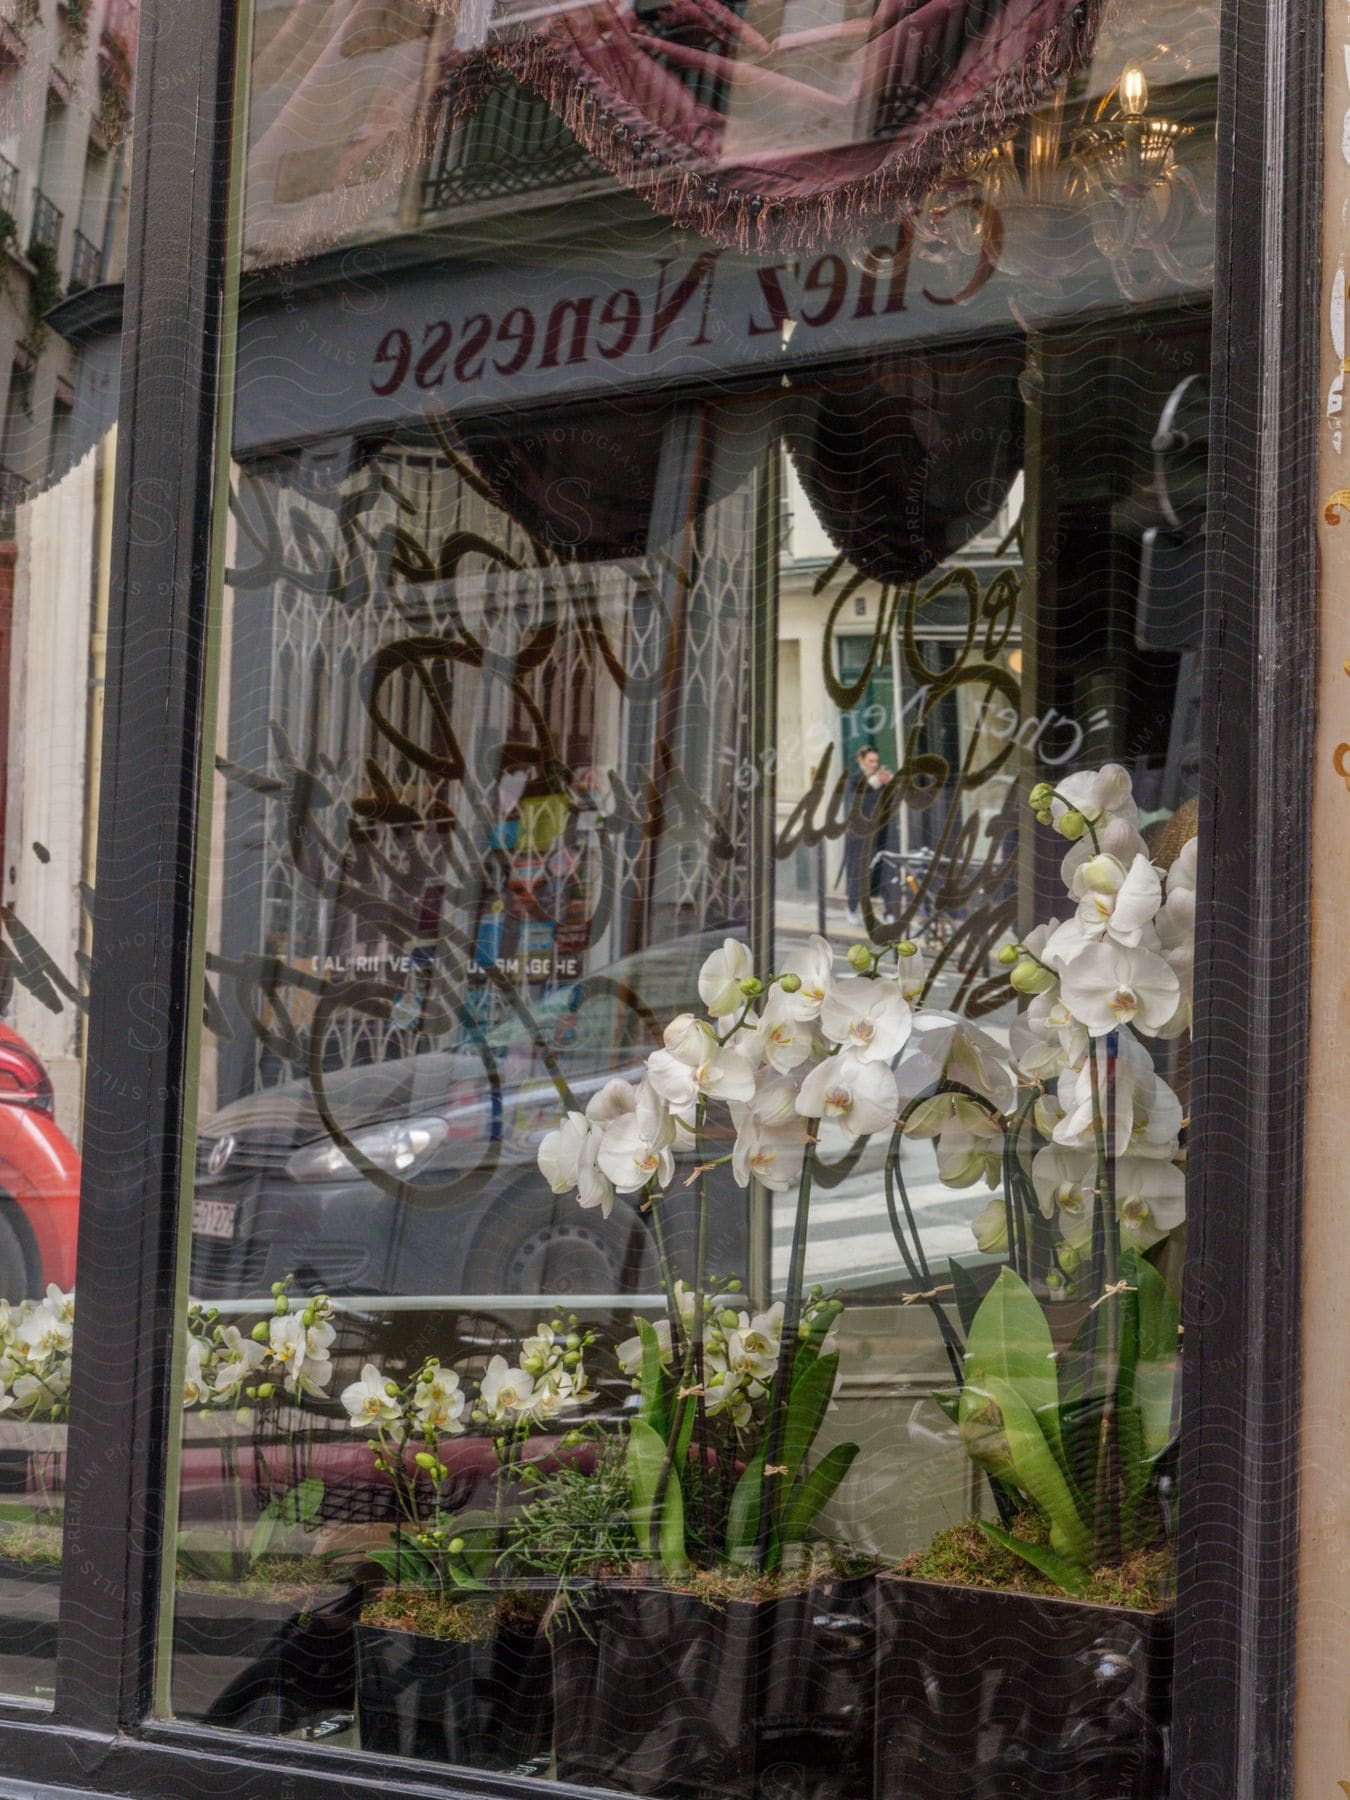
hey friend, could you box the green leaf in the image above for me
[931,1390,960,1423]
[635,1318,669,1440]
[960,1268,1064,1465]
[626,1417,686,1577]
[783,1350,838,1490]
[248,1499,282,1565]
[288,1477,324,1527]
[725,1446,767,1566]
[1131,1257,1180,1461]
[364,1541,438,1586]
[982,1376,1092,1566]
[782,1442,858,1545]
[978,1521,1089,1598]
[947,1257,987,1340]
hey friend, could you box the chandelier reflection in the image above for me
[908,59,1214,312]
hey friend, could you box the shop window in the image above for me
[101,0,1262,1792]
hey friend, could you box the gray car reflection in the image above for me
[190,930,750,1301]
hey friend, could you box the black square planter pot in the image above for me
[874,1576,1172,1799]
[0,1564,363,1734]
[0,1556,61,1700]
[551,1577,875,1798]
[171,1582,361,1735]
[355,1599,554,1772]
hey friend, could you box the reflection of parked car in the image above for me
[190,932,751,1302]
[0,1024,80,1298]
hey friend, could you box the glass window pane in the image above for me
[168,0,1215,1784]
[0,0,137,1705]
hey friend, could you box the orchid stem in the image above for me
[755,1137,816,1570]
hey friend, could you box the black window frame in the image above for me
[0,0,1316,1794]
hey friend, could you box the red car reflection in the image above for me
[0,1024,79,1296]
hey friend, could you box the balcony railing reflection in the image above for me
[28,191,62,258]
[421,79,599,215]
[68,228,99,292]
[0,155,18,221]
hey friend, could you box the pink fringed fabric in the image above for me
[436,0,1107,252]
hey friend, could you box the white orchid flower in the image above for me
[903,1090,1004,1139]
[413,1362,466,1436]
[1031,1144,1097,1245]
[1115,1156,1187,1250]
[538,1110,590,1193]
[704,1368,752,1427]
[1052,1031,1182,1159]
[341,1361,403,1429]
[796,1049,898,1138]
[617,1316,674,1375]
[698,937,754,1017]
[893,1012,1013,1111]
[1010,991,1088,1082]
[971,1195,1010,1253]
[725,1321,778,1384]
[754,985,814,1074]
[646,1014,756,1109]
[1059,812,1150,890]
[12,1300,71,1367]
[1050,763,1140,833]
[596,1113,675,1193]
[595,1076,676,1193]
[44,1285,75,1324]
[268,1312,334,1397]
[777,934,834,1020]
[732,1114,807,1191]
[1056,941,1181,1037]
[935,1128,1003,1190]
[819,975,912,1063]
[1065,852,1164,950]
[480,1355,535,1422]
[183,1336,208,1409]
[585,1079,639,1126]
[211,1325,266,1399]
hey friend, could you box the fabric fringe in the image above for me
[433,0,1112,257]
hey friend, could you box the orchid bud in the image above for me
[563,1351,581,1368]
[256,1382,275,1400]
[1055,809,1087,841]
[414,1451,437,1472]
[1028,782,1053,809]
[847,942,872,972]
[896,939,918,957]
[996,944,1020,966]
[384,1381,399,1398]
[449,1536,466,1555]
[726,1278,742,1292]
[778,971,802,993]
[737,976,763,998]
[1035,808,1053,826]
[273,1296,289,1316]
[523,1354,544,1375]
[719,1308,739,1329]
[250,1321,270,1344]
[1078,853,1120,895]
[301,1306,316,1328]
[565,1333,581,1349]
[1010,958,1055,995]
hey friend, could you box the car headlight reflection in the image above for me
[285,1116,449,1183]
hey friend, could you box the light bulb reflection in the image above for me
[1119,62,1149,119]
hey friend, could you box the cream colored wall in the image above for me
[1294,14,1350,1790]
